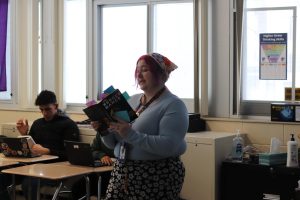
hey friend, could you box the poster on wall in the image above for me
[259,33,287,80]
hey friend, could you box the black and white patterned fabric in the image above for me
[105,157,185,200]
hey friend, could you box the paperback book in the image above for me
[83,89,138,131]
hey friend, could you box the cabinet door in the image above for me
[181,142,213,200]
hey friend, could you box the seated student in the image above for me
[16,90,80,200]
[71,130,115,199]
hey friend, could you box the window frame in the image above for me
[237,6,298,116]
[84,0,198,113]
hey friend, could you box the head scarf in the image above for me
[149,53,178,74]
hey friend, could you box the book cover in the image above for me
[17,135,36,149]
[83,89,138,131]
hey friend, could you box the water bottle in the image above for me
[231,129,244,162]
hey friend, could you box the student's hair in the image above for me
[35,90,57,106]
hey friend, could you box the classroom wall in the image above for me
[0,110,299,154]
[0,110,86,124]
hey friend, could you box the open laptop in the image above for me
[64,140,109,167]
[0,136,39,158]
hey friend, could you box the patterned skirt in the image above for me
[105,157,185,200]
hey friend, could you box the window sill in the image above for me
[203,116,300,125]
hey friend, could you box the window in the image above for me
[0,1,198,112]
[63,0,195,111]
[63,0,87,104]
[239,0,300,115]
[98,1,194,100]
[101,5,147,96]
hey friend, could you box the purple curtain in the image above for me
[0,0,8,91]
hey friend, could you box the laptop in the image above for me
[64,140,109,167]
[0,136,39,158]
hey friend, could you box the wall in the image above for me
[0,110,86,125]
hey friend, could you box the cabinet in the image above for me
[221,160,300,200]
[180,131,236,200]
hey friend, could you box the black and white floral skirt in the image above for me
[105,157,185,200]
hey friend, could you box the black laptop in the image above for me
[64,140,109,167]
[0,137,39,158]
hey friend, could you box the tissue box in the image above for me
[259,153,287,166]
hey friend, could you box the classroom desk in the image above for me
[0,160,19,168]
[0,153,59,199]
[55,161,114,200]
[0,153,58,164]
[2,163,94,200]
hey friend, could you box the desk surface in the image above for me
[0,160,19,168]
[2,163,94,180]
[54,161,114,173]
[0,153,58,163]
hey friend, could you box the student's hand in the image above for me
[31,144,50,155]
[16,118,29,135]
[101,156,113,165]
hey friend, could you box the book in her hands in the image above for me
[83,89,138,131]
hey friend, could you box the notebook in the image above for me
[0,136,39,158]
[64,140,110,167]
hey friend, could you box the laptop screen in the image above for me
[64,140,96,167]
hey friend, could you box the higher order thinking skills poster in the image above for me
[259,33,287,80]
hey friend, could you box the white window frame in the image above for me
[238,6,297,116]
[88,0,198,113]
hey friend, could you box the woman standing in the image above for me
[94,52,188,200]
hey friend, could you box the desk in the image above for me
[55,161,113,200]
[2,163,94,200]
[0,153,58,199]
[0,160,19,168]
[0,153,58,164]
[221,160,300,200]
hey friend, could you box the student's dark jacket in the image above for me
[91,131,115,160]
[29,110,79,161]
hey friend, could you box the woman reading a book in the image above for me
[92,52,188,200]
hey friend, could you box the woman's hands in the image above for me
[91,118,131,138]
[109,120,131,138]
[90,121,100,131]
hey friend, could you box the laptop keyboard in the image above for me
[94,160,110,167]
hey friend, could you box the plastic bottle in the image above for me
[231,130,244,162]
[286,133,298,167]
